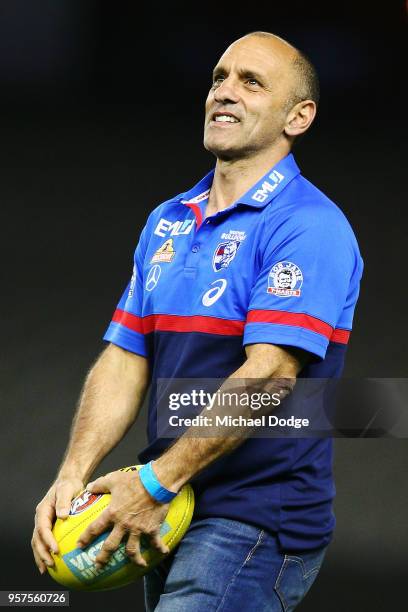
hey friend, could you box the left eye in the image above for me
[246,78,259,86]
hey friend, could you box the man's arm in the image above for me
[76,343,309,570]
[31,343,149,574]
[57,343,149,490]
[153,342,308,492]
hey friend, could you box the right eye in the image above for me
[212,75,225,87]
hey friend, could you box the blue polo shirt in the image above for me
[103,153,363,551]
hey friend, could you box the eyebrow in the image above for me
[212,65,266,82]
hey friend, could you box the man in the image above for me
[32,32,363,610]
[276,270,293,290]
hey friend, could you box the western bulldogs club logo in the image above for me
[267,261,303,297]
[212,240,240,272]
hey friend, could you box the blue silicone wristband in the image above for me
[138,461,177,504]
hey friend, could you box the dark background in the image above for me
[1,1,407,610]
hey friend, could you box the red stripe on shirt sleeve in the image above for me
[246,309,351,345]
[246,309,333,339]
[112,308,350,344]
[330,328,350,344]
[112,309,144,333]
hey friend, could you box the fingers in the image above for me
[31,540,47,575]
[34,502,59,554]
[32,498,59,572]
[149,530,170,555]
[77,511,111,548]
[125,532,147,567]
[125,528,169,567]
[35,522,59,558]
[93,525,125,569]
[31,531,55,570]
[33,478,85,575]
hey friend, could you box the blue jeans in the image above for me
[144,518,327,611]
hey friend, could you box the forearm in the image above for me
[58,344,149,482]
[154,345,302,492]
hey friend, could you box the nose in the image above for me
[213,76,240,105]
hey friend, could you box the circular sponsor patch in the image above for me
[267,261,303,297]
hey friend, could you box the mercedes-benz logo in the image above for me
[146,265,161,292]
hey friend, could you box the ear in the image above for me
[284,100,317,137]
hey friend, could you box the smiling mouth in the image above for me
[211,113,240,124]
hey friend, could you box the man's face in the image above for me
[277,272,292,288]
[204,36,296,161]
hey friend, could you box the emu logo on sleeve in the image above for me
[268,261,303,297]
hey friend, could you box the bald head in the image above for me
[237,31,320,109]
[204,31,318,160]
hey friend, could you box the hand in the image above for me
[76,470,170,568]
[31,476,85,574]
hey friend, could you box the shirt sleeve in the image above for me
[243,208,362,360]
[103,226,147,357]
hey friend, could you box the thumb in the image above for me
[86,476,111,494]
[55,487,75,520]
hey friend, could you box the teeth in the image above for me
[214,115,239,123]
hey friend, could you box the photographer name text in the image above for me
[168,415,310,429]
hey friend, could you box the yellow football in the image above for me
[47,465,194,591]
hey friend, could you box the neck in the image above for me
[206,143,290,216]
